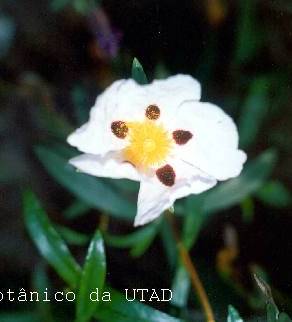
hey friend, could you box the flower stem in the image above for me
[166,212,215,322]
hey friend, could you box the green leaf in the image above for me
[159,221,177,270]
[171,198,203,308]
[96,288,183,322]
[23,190,81,288]
[0,14,16,58]
[182,198,204,249]
[71,84,90,125]
[32,99,73,140]
[35,145,136,220]
[227,305,244,322]
[76,230,106,322]
[104,220,160,257]
[130,224,159,257]
[132,58,148,85]
[0,312,39,322]
[56,225,90,246]
[238,77,270,148]
[254,274,279,322]
[279,313,292,322]
[240,197,254,223]
[234,0,262,64]
[267,302,279,322]
[257,181,291,208]
[109,178,139,193]
[202,149,277,215]
[32,262,54,322]
[171,264,190,308]
[63,200,91,219]
[50,0,70,11]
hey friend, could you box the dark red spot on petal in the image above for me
[173,130,193,145]
[156,164,176,186]
[111,121,128,139]
[145,104,160,120]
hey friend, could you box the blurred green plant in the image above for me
[0,14,15,58]
[23,191,183,322]
[50,0,101,14]
[226,275,292,322]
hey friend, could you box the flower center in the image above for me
[123,120,172,169]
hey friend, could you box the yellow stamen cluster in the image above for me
[123,120,172,170]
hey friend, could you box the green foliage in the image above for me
[35,145,136,220]
[234,0,263,64]
[171,198,203,308]
[57,225,90,246]
[278,313,292,322]
[104,220,160,257]
[76,230,106,322]
[159,222,177,270]
[238,77,271,149]
[227,305,244,322]
[257,181,291,208]
[171,264,190,308]
[50,0,70,11]
[0,14,16,58]
[202,149,277,216]
[50,0,100,14]
[23,190,81,288]
[254,274,292,322]
[96,288,183,322]
[23,191,182,322]
[32,263,54,322]
[63,200,91,219]
[240,197,254,223]
[71,84,91,125]
[0,313,39,322]
[132,58,148,85]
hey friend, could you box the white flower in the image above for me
[67,75,247,226]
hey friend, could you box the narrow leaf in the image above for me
[254,274,279,322]
[57,225,90,246]
[227,305,244,322]
[234,0,262,64]
[23,190,81,288]
[160,222,177,270]
[203,149,277,215]
[238,77,270,148]
[279,312,292,322]
[104,222,158,248]
[76,230,106,322]
[0,312,39,322]
[171,198,203,307]
[257,181,291,208]
[132,58,148,85]
[35,145,136,220]
[171,265,190,308]
[96,288,182,322]
[63,200,91,219]
[32,263,54,322]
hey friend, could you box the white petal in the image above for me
[170,158,217,198]
[174,101,247,180]
[67,79,128,155]
[135,178,172,226]
[134,160,216,226]
[150,74,201,102]
[67,75,202,157]
[69,153,141,181]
